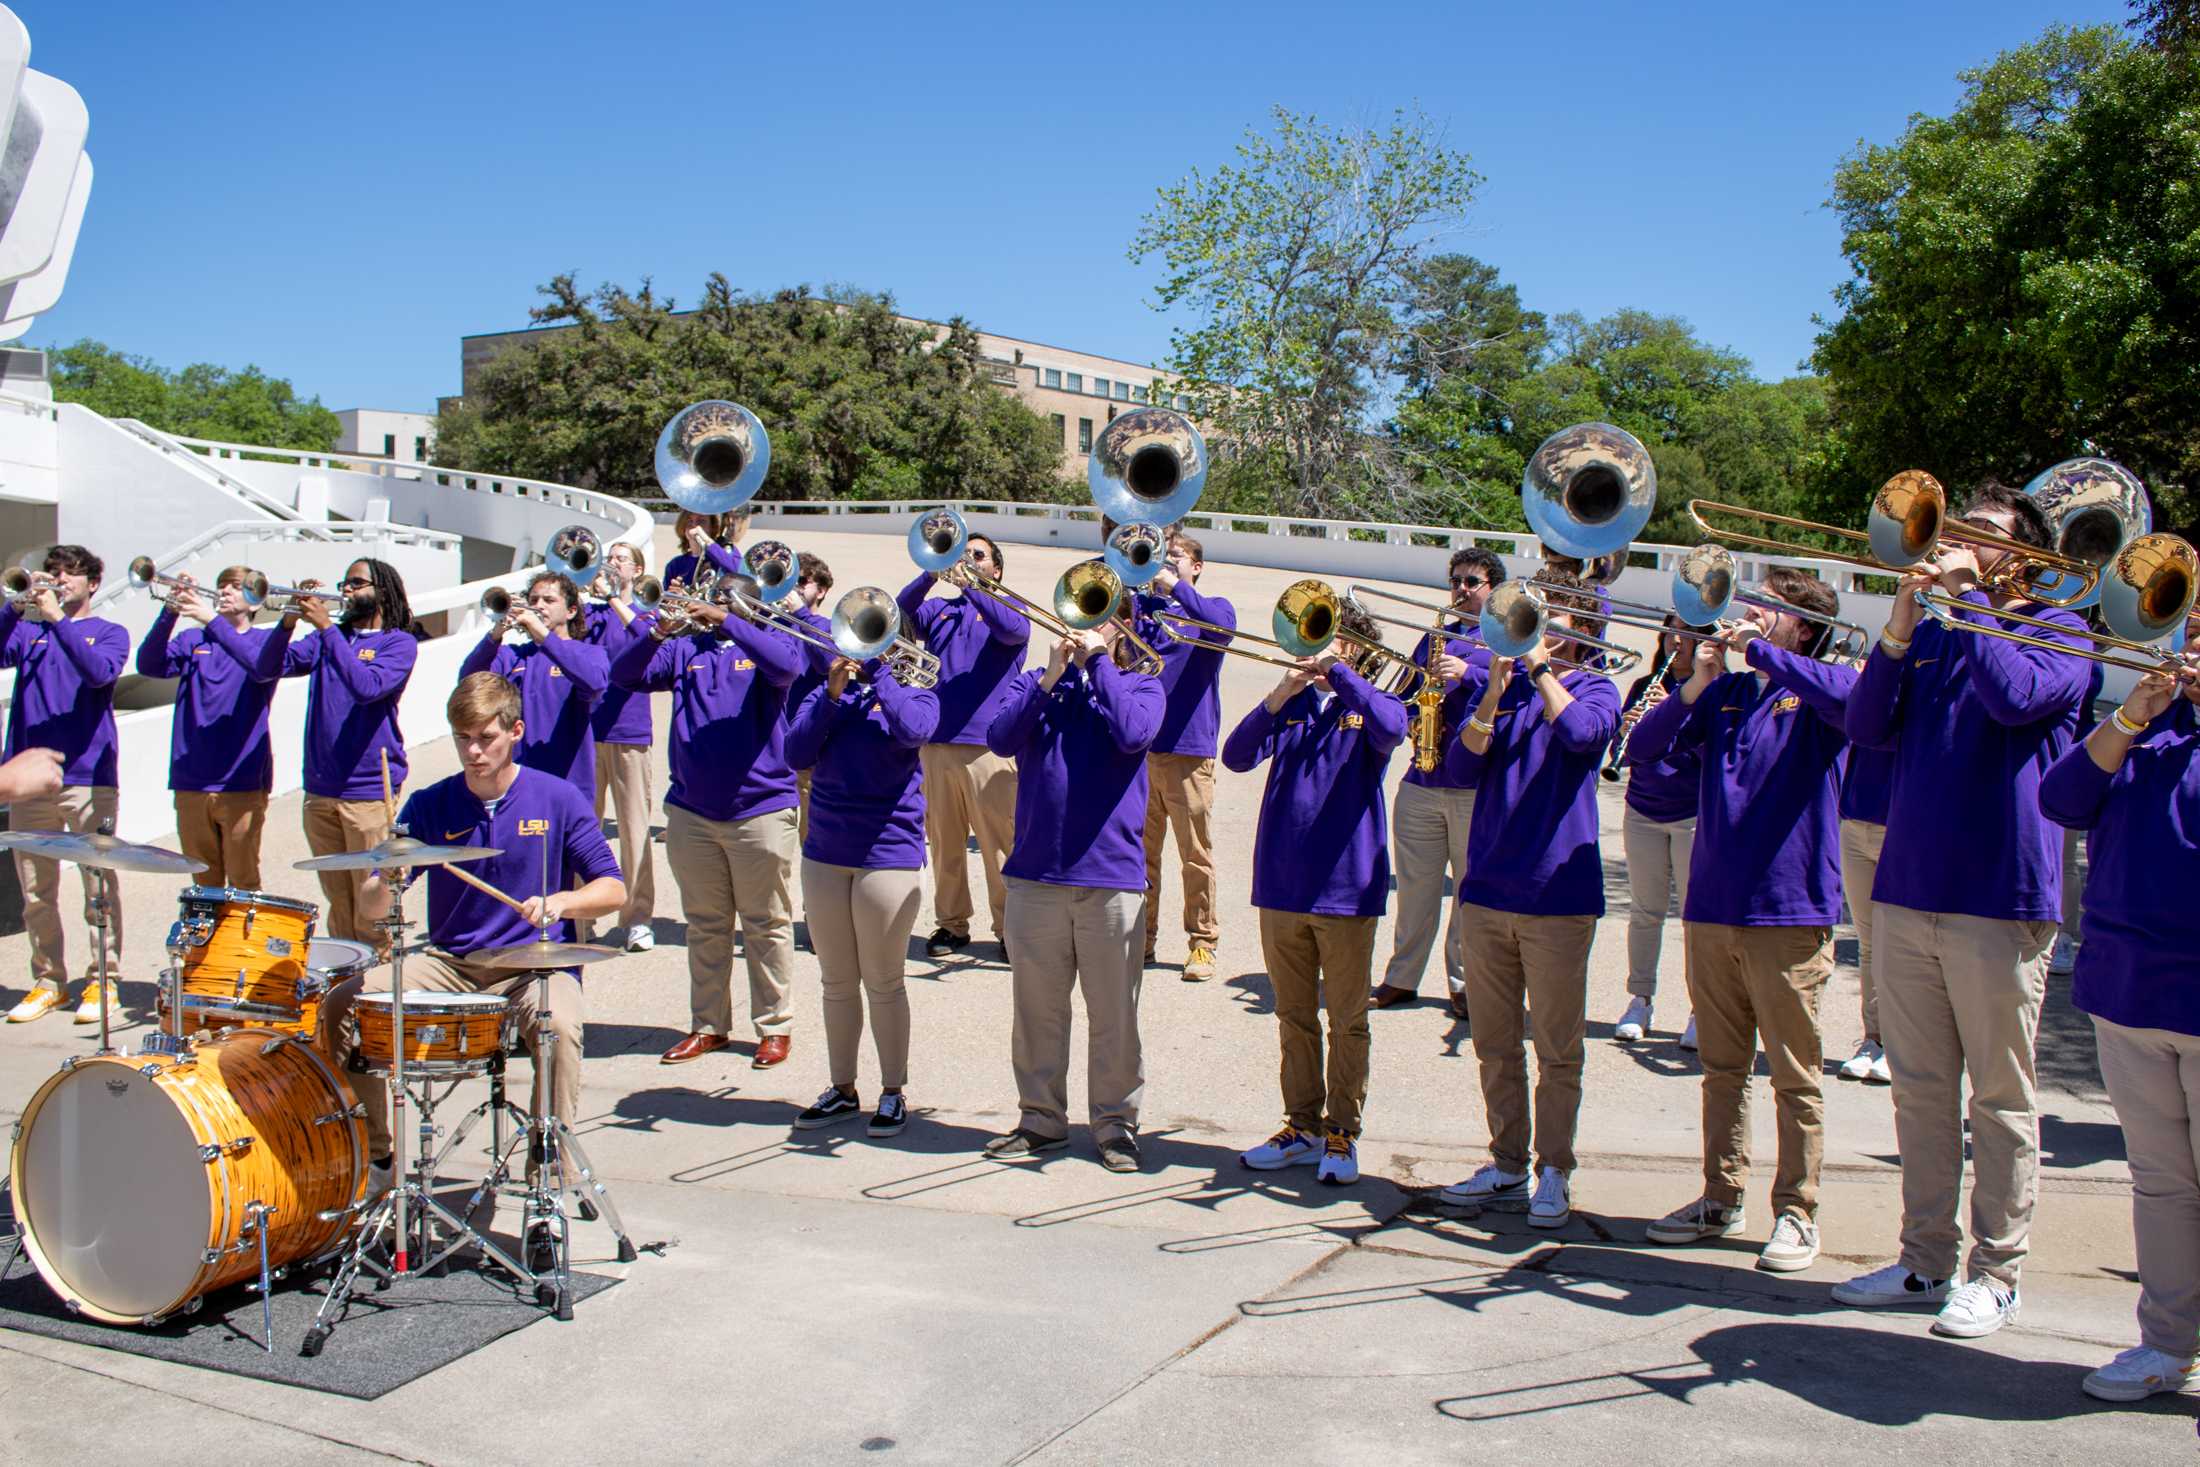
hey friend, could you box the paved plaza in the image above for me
[0,527,2186,1464]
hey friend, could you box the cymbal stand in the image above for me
[86,820,120,1056]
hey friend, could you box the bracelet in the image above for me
[1878,630,1911,656]
[1466,715,1495,737]
[2110,707,2148,737]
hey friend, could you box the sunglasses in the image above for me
[339,577,372,591]
[1449,575,1488,590]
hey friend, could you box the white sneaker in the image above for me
[1838,1039,1883,1081]
[2047,933,2077,976]
[1866,1050,1892,1086]
[1439,1163,1529,1207]
[1315,1132,1359,1187]
[1613,996,1652,1043]
[1678,1016,1698,1051]
[624,924,655,953]
[1758,1213,1820,1273]
[1831,1262,1950,1309]
[1645,1196,1745,1244]
[1527,1166,1571,1228]
[1933,1276,2020,1338]
[2082,1345,2200,1402]
[1240,1125,1322,1171]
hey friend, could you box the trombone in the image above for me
[1478,581,1645,676]
[907,506,1164,674]
[1689,470,2103,607]
[1527,544,1870,662]
[1911,531,2200,677]
[1155,579,1424,686]
[830,587,940,689]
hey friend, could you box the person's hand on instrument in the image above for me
[173,584,215,625]
[827,657,862,700]
[513,608,549,643]
[0,747,64,801]
[1069,627,1109,667]
[519,892,567,929]
[2122,670,2179,728]
[28,581,61,623]
[296,579,335,630]
[1931,544,1982,598]
[1434,652,1468,685]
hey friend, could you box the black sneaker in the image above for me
[1098,1136,1142,1173]
[983,1127,1067,1161]
[794,1087,863,1130]
[868,1093,908,1137]
[926,928,969,958]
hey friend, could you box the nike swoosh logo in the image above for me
[444,829,472,840]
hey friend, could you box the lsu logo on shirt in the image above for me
[1341,713,1366,730]
[1770,694,1801,715]
[193,646,212,656]
[517,818,550,836]
[357,647,377,662]
[733,658,755,672]
[548,665,563,678]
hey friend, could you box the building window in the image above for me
[1044,368,1061,388]
[414,435,428,460]
[1078,418,1094,453]
[1094,377,1110,397]
[1114,381,1129,400]
[382,433,395,456]
[1051,413,1066,446]
[1131,386,1148,403]
[1066,372,1082,393]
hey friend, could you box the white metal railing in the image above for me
[83,518,463,618]
[107,417,307,522]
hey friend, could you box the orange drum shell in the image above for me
[175,893,318,1018]
[7,1029,366,1324]
[355,995,510,1070]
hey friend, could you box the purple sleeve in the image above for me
[320,626,416,699]
[561,785,622,884]
[719,616,802,687]
[537,635,609,701]
[985,669,1048,757]
[704,541,744,578]
[1550,672,1621,754]
[459,632,502,680]
[0,603,22,667]
[874,669,940,747]
[794,612,836,678]
[896,572,936,627]
[205,616,293,682]
[782,683,844,771]
[136,609,184,677]
[1221,701,1284,773]
[1088,658,1163,753]
[1330,663,1408,754]
[1952,593,2089,726]
[610,629,679,692]
[281,630,320,677]
[1845,643,1908,750]
[2038,738,2120,830]
[1625,676,1710,765]
[965,584,1032,646]
[49,617,128,688]
[1748,642,1858,730]
[1168,582,1236,643]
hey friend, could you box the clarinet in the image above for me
[1601,648,1678,781]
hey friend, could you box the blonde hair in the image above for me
[447,672,522,732]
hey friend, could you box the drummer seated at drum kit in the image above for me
[321,672,625,1193]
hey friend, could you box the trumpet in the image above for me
[1478,581,1645,676]
[2,566,56,610]
[906,506,1164,674]
[239,574,337,612]
[545,524,602,587]
[126,556,201,600]
[830,587,940,689]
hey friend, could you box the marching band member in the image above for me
[1608,616,1704,1047]
[2,546,131,1025]
[2049,659,2108,978]
[663,510,721,591]
[1834,481,2086,1339]
[1627,569,1853,1272]
[785,552,836,841]
[897,534,1029,959]
[283,557,424,951]
[135,566,296,890]
[332,673,625,1192]
[2039,668,2200,1401]
[1131,529,1234,980]
[612,578,804,1068]
[1437,573,1620,1226]
[460,571,608,796]
[783,651,940,1136]
[1835,744,1895,1083]
[1224,600,1405,1185]
[981,615,1162,1171]
[1373,547,1501,1019]
[588,541,658,951]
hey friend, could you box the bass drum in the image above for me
[8,1028,368,1324]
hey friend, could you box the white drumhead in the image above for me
[17,1062,212,1317]
[305,938,376,979]
[358,990,508,1011]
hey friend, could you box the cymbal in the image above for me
[293,837,502,873]
[0,830,206,875]
[471,940,623,970]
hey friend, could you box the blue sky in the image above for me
[23,0,2131,411]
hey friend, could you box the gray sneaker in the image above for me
[1098,1136,1142,1173]
[1645,1196,1745,1245]
[983,1128,1067,1162]
[1758,1213,1820,1272]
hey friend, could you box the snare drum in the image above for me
[354,991,512,1074]
[164,887,320,1026]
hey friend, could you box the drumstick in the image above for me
[443,862,530,916]
[379,748,396,828]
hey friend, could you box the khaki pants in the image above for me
[666,804,797,1039]
[11,785,121,993]
[920,742,1017,940]
[1004,877,1144,1142]
[1142,752,1218,951]
[1260,908,1375,1137]
[1685,922,1832,1220]
[1624,807,1696,1000]
[1875,902,2055,1286]
[802,859,921,1089]
[2092,1015,2200,1356]
[1382,782,1476,995]
[1838,819,1886,1042]
[303,796,393,951]
[1460,902,1596,1175]
[174,789,270,891]
[322,953,583,1159]
[592,741,656,930]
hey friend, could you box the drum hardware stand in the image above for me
[515,962,636,1320]
[85,820,121,1056]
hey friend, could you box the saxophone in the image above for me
[1601,648,1678,781]
[1411,624,1445,773]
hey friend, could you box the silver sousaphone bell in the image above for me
[1521,421,1658,559]
[655,400,772,515]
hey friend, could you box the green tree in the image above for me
[1130,106,1482,517]
[437,274,1070,503]
[48,340,340,451]
[1813,24,2200,533]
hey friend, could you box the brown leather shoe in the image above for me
[661,1032,732,1065]
[1370,984,1420,1010]
[753,1034,792,1068]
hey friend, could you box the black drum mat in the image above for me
[0,1234,619,1398]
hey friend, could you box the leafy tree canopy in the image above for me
[49,340,340,451]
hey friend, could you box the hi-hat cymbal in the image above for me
[0,830,206,875]
[471,940,622,970]
[293,838,502,873]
